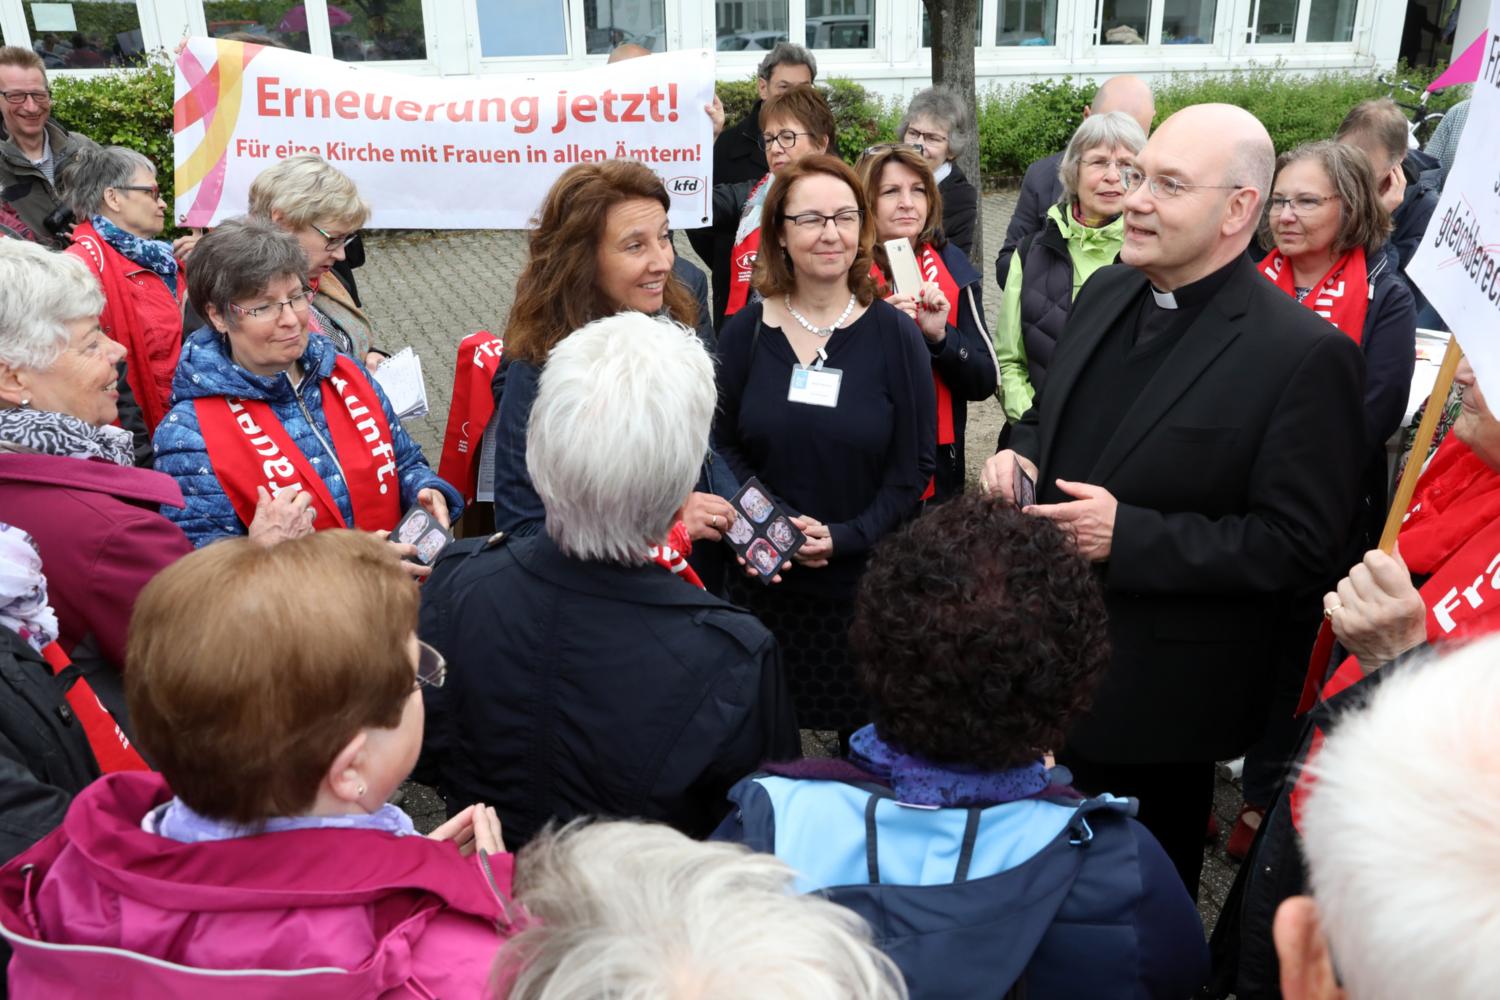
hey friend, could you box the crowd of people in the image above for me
[0,34,1491,999]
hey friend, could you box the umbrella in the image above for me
[277,4,353,32]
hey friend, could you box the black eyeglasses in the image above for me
[311,223,358,252]
[114,184,161,200]
[416,640,446,689]
[903,126,948,146]
[762,129,813,151]
[0,89,51,107]
[228,289,311,320]
[784,209,864,231]
[1268,193,1340,215]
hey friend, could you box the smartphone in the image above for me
[883,238,924,296]
[1013,464,1036,508]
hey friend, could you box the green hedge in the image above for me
[49,60,176,221]
[715,64,1467,184]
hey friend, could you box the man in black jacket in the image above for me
[980,104,1366,899]
[419,311,798,850]
[995,75,1155,289]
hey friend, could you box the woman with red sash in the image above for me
[857,144,997,503]
[61,146,187,440]
[708,84,835,330]
[1210,354,1500,999]
[152,218,462,559]
[1228,140,1420,860]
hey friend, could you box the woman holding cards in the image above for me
[153,218,461,555]
[715,154,935,734]
[858,144,997,504]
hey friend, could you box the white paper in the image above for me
[1405,0,1500,398]
[30,3,76,31]
[374,347,429,421]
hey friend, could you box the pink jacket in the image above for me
[0,772,518,998]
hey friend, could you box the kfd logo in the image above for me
[734,249,758,271]
[668,176,703,196]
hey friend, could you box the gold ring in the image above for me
[1324,602,1342,620]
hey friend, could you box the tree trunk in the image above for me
[923,0,983,269]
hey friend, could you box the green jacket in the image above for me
[0,120,96,248]
[993,203,1124,422]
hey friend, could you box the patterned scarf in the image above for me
[91,214,179,295]
[848,724,1051,807]
[0,524,58,653]
[0,407,135,466]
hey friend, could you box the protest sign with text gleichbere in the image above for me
[1407,0,1500,396]
[173,39,714,230]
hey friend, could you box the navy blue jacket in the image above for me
[718,770,1208,1000]
[417,532,800,850]
[1359,243,1417,451]
[154,327,461,546]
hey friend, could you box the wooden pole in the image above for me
[1379,336,1464,552]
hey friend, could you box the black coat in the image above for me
[937,165,979,259]
[0,628,99,864]
[996,152,1064,289]
[925,242,999,502]
[687,100,770,315]
[1009,257,1366,763]
[417,532,800,850]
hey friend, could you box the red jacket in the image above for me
[66,221,186,432]
[0,772,517,998]
[0,452,190,670]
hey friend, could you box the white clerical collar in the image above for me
[1150,286,1178,309]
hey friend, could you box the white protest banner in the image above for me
[1406,0,1500,396]
[173,39,714,230]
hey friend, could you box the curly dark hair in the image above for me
[850,493,1110,770]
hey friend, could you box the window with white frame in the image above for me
[582,0,667,53]
[478,0,567,56]
[1095,0,1216,44]
[1245,0,1355,43]
[24,0,149,66]
[995,0,1057,45]
[715,0,788,51]
[805,0,872,49]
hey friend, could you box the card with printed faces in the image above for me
[393,505,454,566]
[726,477,806,585]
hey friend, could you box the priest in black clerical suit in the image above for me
[982,104,1366,900]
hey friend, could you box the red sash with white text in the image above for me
[875,243,961,500]
[1261,247,1369,343]
[725,174,773,317]
[438,330,504,502]
[194,354,402,533]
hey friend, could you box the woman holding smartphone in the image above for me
[714,154,935,735]
[858,145,997,504]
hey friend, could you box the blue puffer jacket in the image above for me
[154,327,462,547]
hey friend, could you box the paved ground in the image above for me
[375,190,1243,934]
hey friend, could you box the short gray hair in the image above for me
[1299,634,1500,999]
[0,238,104,371]
[184,216,308,328]
[58,144,156,220]
[899,85,972,160]
[247,153,370,231]
[1228,137,1275,212]
[494,820,908,1000]
[527,312,714,564]
[757,41,817,82]
[1058,111,1147,201]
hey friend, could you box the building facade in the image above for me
[1,0,1411,98]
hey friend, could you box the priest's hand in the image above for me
[977,449,1039,505]
[1025,479,1117,561]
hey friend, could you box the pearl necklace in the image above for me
[785,293,855,338]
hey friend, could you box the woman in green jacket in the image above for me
[993,112,1147,423]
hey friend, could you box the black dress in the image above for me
[715,299,936,728]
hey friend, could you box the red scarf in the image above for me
[724,174,772,317]
[194,354,402,533]
[649,520,705,589]
[1260,246,1370,344]
[41,641,149,773]
[438,331,505,503]
[874,243,960,500]
[69,221,184,432]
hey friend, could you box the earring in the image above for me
[18,398,29,407]
[356,784,366,797]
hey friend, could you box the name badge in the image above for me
[788,363,842,407]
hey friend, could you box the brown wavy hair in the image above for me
[506,161,697,365]
[758,83,837,152]
[1258,140,1393,259]
[856,146,945,294]
[751,155,876,306]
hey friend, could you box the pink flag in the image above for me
[1429,31,1487,91]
